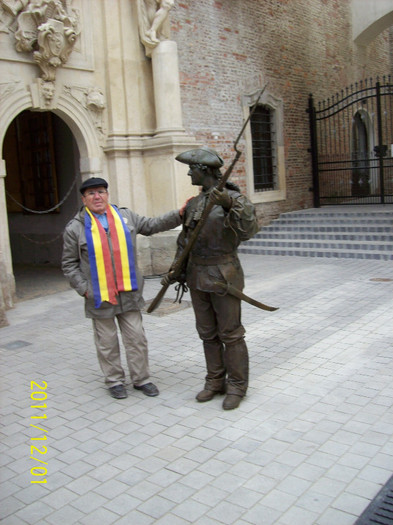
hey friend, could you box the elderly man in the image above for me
[62,177,183,399]
[168,147,259,410]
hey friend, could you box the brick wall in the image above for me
[170,0,392,223]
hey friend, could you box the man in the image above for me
[166,147,259,410]
[62,177,183,399]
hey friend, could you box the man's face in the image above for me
[81,186,109,214]
[188,165,206,187]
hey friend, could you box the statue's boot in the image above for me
[196,338,226,401]
[222,340,249,409]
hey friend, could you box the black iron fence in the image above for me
[308,76,393,206]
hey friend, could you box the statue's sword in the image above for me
[214,282,278,312]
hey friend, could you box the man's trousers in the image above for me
[92,310,150,387]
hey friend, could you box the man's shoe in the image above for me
[134,382,159,397]
[109,385,128,399]
[222,394,242,410]
[196,389,225,402]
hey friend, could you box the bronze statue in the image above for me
[163,146,260,410]
[153,87,277,409]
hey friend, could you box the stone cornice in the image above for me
[104,132,196,155]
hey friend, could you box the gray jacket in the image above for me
[62,206,181,318]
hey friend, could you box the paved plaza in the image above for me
[1,254,393,525]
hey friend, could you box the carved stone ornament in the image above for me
[0,79,21,99]
[137,0,174,57]
[64,84,106,141]
[9,0,80,81]
[29,77,57,108]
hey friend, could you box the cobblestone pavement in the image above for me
[1,254,393,525]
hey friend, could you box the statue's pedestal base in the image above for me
[137,228,180,276]
[151,40,184,135]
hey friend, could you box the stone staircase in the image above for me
[239,206,393,260]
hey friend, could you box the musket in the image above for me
[147,86,268,314]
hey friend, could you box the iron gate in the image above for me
[308,76,393,207]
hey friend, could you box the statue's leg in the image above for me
[190,289,226,394]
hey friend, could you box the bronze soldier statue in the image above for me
[164,146,259,410]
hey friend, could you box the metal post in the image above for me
[375,81,385,204]
[307,94,320,207]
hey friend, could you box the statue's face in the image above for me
[188,165,206,187]
[41,82,55,103]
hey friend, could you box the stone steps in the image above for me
[239,206,393,260]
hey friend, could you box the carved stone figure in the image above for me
[86,87,105,112]
[86,87,106,138]
[137,0,174,55]
[64,84,106,140]
[40,79,55,105]
[10,0,80,80]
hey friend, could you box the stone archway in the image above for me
[0,82,104,307]
[4,110,79,270]
[352,0,393,45]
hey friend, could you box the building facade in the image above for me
[170,0,392,220]
[0,0,392,324]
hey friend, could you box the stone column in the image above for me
[0,160,13,275]
[0,159,15,313]
[151,40,184,135]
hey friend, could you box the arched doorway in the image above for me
[3,110,81,299]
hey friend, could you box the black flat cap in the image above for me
[80,177,108,194]
[176,146,224,168]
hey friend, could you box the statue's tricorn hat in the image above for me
[80,177,108,194]
[175,146,224,168]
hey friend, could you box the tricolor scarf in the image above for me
[84,205,138,308]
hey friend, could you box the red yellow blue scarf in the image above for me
[84,205,138,308]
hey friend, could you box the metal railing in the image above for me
[307,76,393,206]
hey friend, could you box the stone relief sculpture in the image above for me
[1,0,80,81]
[40,78,55,104]
[29,77,57,107]
[0,80,21,99]
[65,85,106,141]
[86,87,105,112]
[137,0,174,56]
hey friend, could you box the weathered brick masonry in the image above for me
[170,0,392,224]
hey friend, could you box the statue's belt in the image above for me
[190,253,236,265]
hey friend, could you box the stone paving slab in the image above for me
[1,254,393,525]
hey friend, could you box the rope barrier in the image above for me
[5,172,79,214]
[6,173,80,244]
[20,231,65,246]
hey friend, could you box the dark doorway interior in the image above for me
[3,110,81,298]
